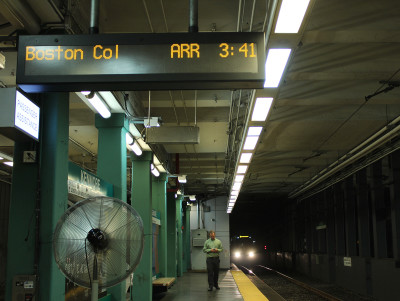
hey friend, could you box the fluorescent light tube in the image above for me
[126,133,134,145]
[130,141,142,156]
[231,190,239,196]
[232,182,242,191]
[234,175,244,183]
[240,153,252,163]
[264,49,291,88]
[248,126,263,136]
[252,98,273,121]
[275,0,311,33]
[178,175,187,183]
[151,164,160,177]
[4,162,13,167]
[86,92,111,119]
[237,165,248,174]
[243,136,259,150]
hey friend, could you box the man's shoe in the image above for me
[215,285,220,290]
[208,286,213,291]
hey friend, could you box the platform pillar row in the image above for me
[176,196,184,276]
[131,151,153,301]
[166,192,177,277]
[152,173,168,277]
[95,113,128,301]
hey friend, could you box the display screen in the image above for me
[17,33,265,92]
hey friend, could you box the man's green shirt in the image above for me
[203,238,223,258]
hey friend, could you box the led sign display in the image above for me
[17,33,265,92]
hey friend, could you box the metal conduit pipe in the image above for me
[249,0,257,32]
[90,0,100,34]
[290,117,400,198]
[197,201,201,229]
[263,0,279,45]
[223,91,235,171]
[0,0,40,34]
[189,0,198,33]
[237,0,243,32]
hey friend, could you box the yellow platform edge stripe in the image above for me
[231,270,269,301]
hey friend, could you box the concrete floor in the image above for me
[153,270,244,301]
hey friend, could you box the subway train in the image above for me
[230,235,262,265]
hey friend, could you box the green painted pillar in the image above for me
[184,205,191,271]
[166,192,177,277]
[131,151,152,301]
[5,139,39,301]
[176,196,184,277]
[38,93,69,301]
[152,173,168,277]
[95,113,128,301]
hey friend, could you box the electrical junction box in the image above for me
[12,275,36,301]
[23,151,36,163]
[192,229,207,247]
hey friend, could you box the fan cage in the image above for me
[53,196,144,289]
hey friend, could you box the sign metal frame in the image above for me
[17,32,265,92]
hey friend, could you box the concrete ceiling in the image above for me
[1,0,400,210]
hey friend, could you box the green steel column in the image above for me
[39,93,70,300]
[95,113,128,301]
[152,173,168,277]
[176,196,184,277]
[166,192,177,277]
[182,203,187,273]
[5,140,39,301]
[185,205,191,271]
[131,151,152,301]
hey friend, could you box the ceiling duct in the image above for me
[0,0,40,34]
[145,126,200,144]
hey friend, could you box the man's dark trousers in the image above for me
[206,257,220,287]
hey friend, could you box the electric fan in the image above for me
[53,196,144,301]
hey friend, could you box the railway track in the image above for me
[237,264,376,301]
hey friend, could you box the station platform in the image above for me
[153,266,276,301]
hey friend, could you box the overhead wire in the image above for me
[315,67,400,153]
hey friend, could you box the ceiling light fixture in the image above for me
[252,97,274,121]
[82,91,111,119]
[240,153,253,163]
[274,0,311,33]
[234,175,244,183]
[232,182,242,191]
[178,175,187,183]
[4,162,13,167]
[264,49,291,88]
[237,165,248,174]
[130,141,142,156]
[151,164,160,177]
[243,127,263,150]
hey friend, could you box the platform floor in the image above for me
[153,270,244,301]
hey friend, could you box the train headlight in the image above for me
[248,251,255,258]
[234,251,241,258]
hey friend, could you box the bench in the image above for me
[152,277,176,293]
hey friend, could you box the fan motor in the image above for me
[87,228,108,251]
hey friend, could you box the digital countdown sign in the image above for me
[17,33,265,92]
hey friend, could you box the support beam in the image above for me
[131,151,153,301]
[152,173,168,277]
[95,113,128,301]
[166,192,177,277]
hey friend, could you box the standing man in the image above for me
[203,230,223,291]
